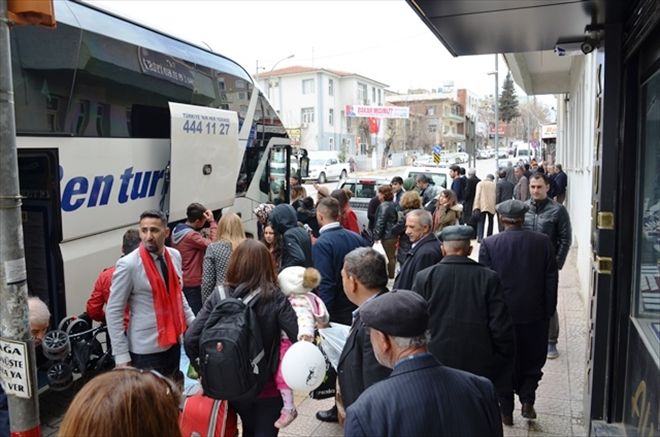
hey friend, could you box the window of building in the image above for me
[428,124,437,133]
[426,106,435,116]
[302,79,315,95]
[328,79,334,96]
[329,108,334,126]
[358,83,368,105]
[378,89,382,106]
[372,87,376,104]
[632,69,660,358]
[301,107,315,124]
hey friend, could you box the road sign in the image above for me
[433,152,441,164]
[432,145,441,154]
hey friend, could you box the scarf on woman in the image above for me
[139,244,186,348]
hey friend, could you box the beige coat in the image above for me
[473,179,497,214]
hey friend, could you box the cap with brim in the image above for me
[495,199,529,219]
[314,184,330,198]
[360,290,429,337]
[439,225,475,242]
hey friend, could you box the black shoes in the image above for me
[501,414,514,426]
[315,405,338,423]
[521,402,537,419]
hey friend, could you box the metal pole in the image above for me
[494,54,500,171]
[0,0,41,434]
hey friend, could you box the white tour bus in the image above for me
[11,1,305,322]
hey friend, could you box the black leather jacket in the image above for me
[523,198,572,269]
[374,201,399,240]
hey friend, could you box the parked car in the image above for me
[305,151,349,183]
[338,177,391,230]
[476,149,490,159]
[454,152,469,163]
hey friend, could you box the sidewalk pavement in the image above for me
[39,247,588,437]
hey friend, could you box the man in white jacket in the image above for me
[107,209,195,378]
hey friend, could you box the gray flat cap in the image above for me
[439,225,475,241]
[360,290,429,337]
[496,199,529,219]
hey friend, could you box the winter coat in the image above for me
[412,256,515,393]
[473,180,497,215]
[463,176,481,218]
[373,201,399,241]
[513,176,530,201]
[496,179,515,204]
[523,198,572,269]
[432,203,463,234]
[269,204,313,271]
[297,206,319,237]
[394,232,442,290]
[171,221,217,287]
[392,208,414,265]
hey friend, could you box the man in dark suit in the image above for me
[412,225,515,417]
[317,247,391,423]
[344,290,503,437]
[393,210,442,290]
[479,200,558,425]
[313,198,368,326]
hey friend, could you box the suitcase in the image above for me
[180,394,238,437]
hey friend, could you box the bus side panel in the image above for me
[19,137,170,242]
[59,226,134,317]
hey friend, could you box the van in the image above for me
[305,151,349,183]
[403,166,451,190]
[513,142,533,163]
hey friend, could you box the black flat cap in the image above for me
[360,290,429,337]
[439,225,475,241]
[496,199,529,219]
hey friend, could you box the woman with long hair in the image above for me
[331,189,360,234]
[261,223,282,269]
[432,189,463,234]
[290,185,307,210]
[59,368,180,437]
[373,184,399,279]
[185,240,298,437]
[201,213,245,302]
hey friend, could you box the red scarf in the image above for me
[139,244,186,348]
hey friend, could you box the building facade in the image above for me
[256,66,388,153]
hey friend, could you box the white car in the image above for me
[404,166,451,191]
[306,154,349,183]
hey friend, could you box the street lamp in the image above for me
[487,54,499,171]
[267,54,295,101]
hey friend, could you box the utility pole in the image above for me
[0,0,44,435]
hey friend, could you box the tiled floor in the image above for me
[40,247,588,437]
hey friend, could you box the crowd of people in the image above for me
[6,158,572,437]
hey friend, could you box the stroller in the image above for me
[41,314,114,391]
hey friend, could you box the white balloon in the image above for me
[281,341,327,392]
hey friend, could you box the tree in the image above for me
[499,72,520,149]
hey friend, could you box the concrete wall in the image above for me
[555,52,599,302]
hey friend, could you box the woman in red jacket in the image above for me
[331,189,360,234]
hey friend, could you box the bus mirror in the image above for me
[300,157,309,178]
[8,0,56,28]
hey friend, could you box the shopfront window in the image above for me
[633,69,660,357]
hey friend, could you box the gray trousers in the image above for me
[548,311,559,344]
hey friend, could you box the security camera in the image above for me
[581,38,596,54]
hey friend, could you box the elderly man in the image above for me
[513,166,530,201]
[524,172,572,359]
[344,290,503,437]
[107,209,195,378]
[480,200,558,424]
[393,210,442,290]
[317,247,391,423]
[412,225,515,410]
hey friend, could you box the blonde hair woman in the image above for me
[201,213,245,301]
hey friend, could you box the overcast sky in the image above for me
[89,0,518,98]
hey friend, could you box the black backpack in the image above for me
[199,286,268,401]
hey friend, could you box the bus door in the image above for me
[17,148,66,323]
[167,102,240,222]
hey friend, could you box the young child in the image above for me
[274,266,329,428]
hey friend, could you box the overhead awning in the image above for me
[406,0,616,95]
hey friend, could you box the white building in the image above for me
[256,66,388,152]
